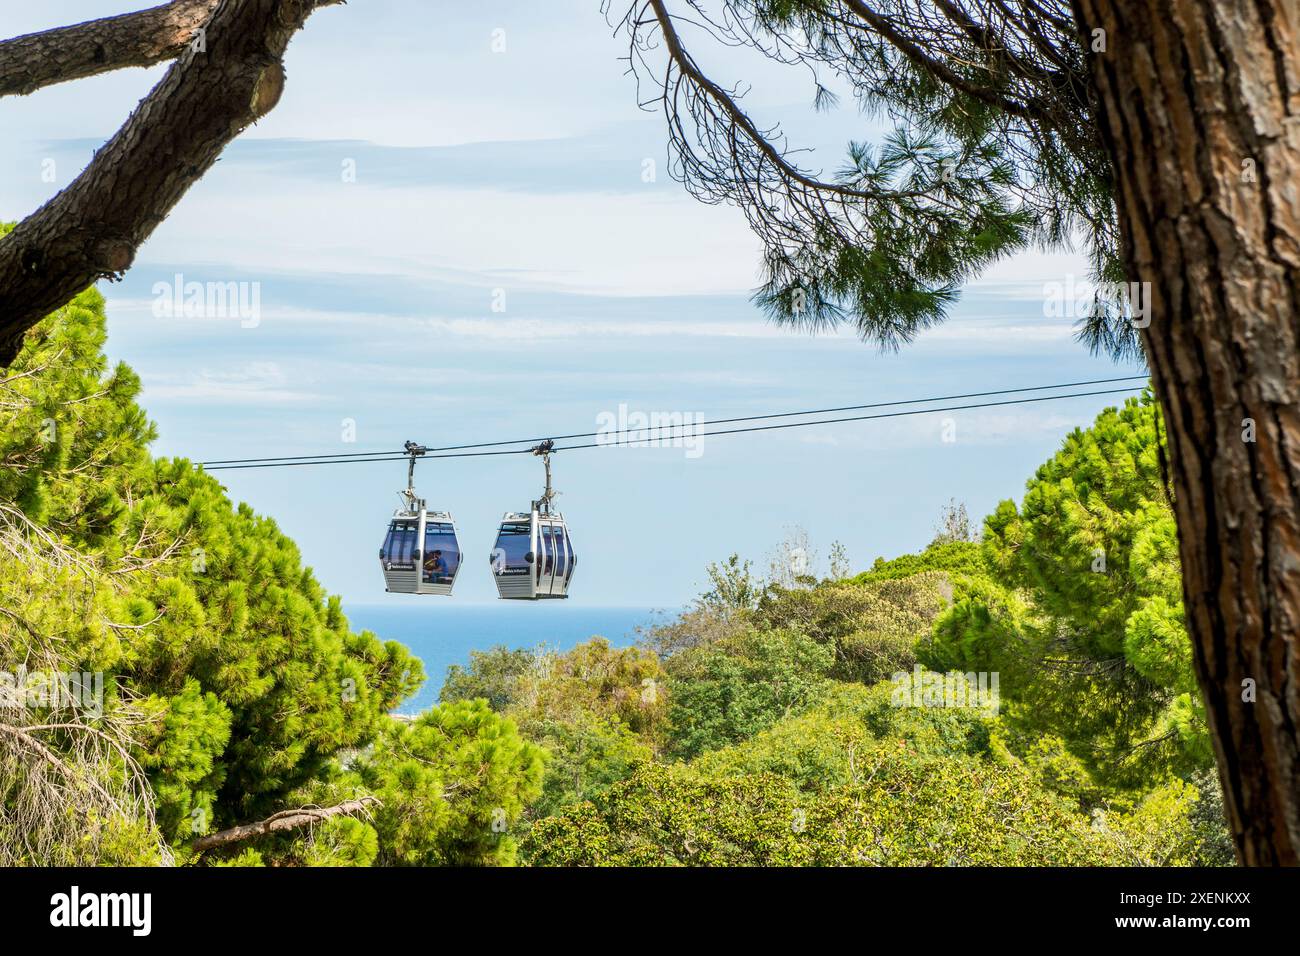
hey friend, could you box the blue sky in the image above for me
[2,1,1146,607]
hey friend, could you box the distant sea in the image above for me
[345,603,677,713]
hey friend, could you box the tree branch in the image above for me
[0,0,221,98]
[192,796,380,851]
[0,0,345,367]
[647,0,928,203]
[838,0,1049,128]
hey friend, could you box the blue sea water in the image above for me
[344,603,677,713]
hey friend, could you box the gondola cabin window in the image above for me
[381,520,418,570]
[422,521,460,584]
[493,521,532,576]
[547,525,566,576]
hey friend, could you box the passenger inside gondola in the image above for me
[421,521,460,584]
[423,549,448,582]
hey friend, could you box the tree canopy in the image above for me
[0,264,533,864]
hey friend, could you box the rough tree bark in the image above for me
[0,0,219,97]
[0,0,342,366]
[1075,0,1300,865]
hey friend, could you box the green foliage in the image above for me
[1187,770,1237,866]
[755,127,1038,351]
[511,638,665,739]
[122,459,425,826]
[138,680,231,844]
[853,539,984,584]
[917,574,1028,677]
[638,603,748,659]
[0,287,155,547]
[700,553,763,613]
[519,712,652,819]
[665,627,834,759]
[683,3,1130,357]
[530,392,1229,866]
[525,747,1138,866]
[758,573,949,683]
[1092,778,1212,867]
[441,645,539,712]
[524,763,807,866]
[922,394,1208,789]
[495,638,666,820]
[982,392,1174,639]
[0,280,452,865]
[208,848,265,867]
[354,702,545,866]
[693,681,991,791]
[301,816,379,867]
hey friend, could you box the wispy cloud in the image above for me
[414,316,791,340]
[141,362,319,405]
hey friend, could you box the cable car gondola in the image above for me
[490,440,575,600]
[379,442,462,595]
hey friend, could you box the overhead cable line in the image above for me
[198,374,1147,466]
[200,382,1146,471]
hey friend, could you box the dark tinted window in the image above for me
[492,521,532,574]
[381,520,417,567]
[547,525,567,576]
[422,521,460,583]
[537,523,551,576]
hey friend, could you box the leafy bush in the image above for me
[758,573,950,683]
[525,748,1150,866]
[354,701,545,866]
[693,681,992,791]
[853,540,985,584]
[441,645,541,712]
[665,628,835,760]
[443,638,666,824]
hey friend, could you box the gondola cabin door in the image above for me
[491,511,538,599]
[538,519,573,597]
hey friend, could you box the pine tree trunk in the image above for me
[1074,0,1300,865]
